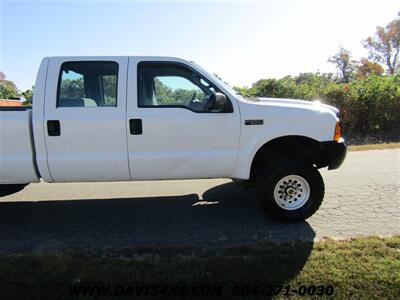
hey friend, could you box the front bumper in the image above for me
[320,138,347,170]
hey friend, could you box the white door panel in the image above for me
[130,109,239,179]
[44,57,130,182]
[127,58,240,180]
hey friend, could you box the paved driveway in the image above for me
[0,149,399,253]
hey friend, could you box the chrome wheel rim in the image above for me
[273,175,310,210]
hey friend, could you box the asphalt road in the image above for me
[0,149,399,253]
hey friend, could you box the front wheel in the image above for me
[255,160,324,222]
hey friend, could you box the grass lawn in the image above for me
[0,236,399,299]
[348,142,400,151]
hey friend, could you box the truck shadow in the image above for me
[0,181,315,252]
[0,184,29,197]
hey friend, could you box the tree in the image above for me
[364,12,400,74]
[59,78,84,98]
[152,78,203,106]
[0,71,19,99]
[153,78,174,104]
[295,72,335,86]
[328,47,356,83]
[102,75,117,105]
[355,58,384,80]
[21,88,34,105]
[233,86,251,97]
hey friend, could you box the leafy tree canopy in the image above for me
[364,12,400,74]
[355,58,384,80]
[328,47,356,83]
[0,71,19,99]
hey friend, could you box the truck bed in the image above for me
[0,108,40,184]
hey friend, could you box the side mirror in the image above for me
[206,92,228,112]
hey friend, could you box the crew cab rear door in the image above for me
[43,57,130,182]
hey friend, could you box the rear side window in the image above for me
[57,61,118,107]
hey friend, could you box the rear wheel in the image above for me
[255,160,324,222]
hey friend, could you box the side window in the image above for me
[154,76,205,106]
[138,62,226,112]
[57,61,118,107]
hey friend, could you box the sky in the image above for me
[0,0,399,91]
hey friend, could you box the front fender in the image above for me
[231,121,336,179]
[230,97,339,179]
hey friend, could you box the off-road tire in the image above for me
[255,160,324,222]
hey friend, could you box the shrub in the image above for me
[339,75,400,134]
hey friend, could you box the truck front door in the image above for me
[126,59,240,180]
[44,57,130,182]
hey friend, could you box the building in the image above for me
[0,99,22,107]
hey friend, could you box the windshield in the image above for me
[190,62,240,97]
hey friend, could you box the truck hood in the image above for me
[245,97,339,116]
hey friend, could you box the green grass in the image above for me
[0,236,399,299]
[348,142,400,151]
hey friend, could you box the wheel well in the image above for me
[250,136,328,180]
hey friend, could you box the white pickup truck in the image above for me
[0,56,346,222]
